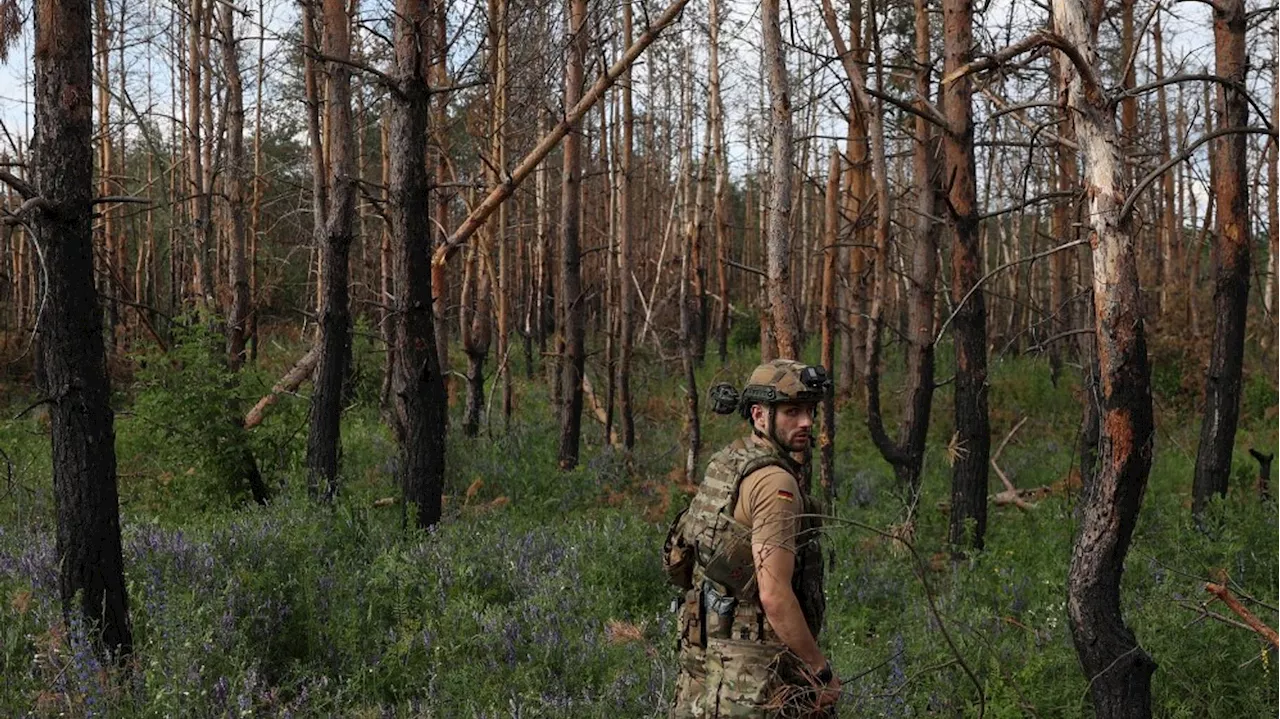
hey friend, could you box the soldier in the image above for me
[665,359,840,718]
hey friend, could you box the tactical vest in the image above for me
[672,437,825,649]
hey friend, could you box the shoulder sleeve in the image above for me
[738,466,800,553]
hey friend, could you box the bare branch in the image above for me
[1121,126,1276,221]
[936,238,1089,345]
[0,169,36,199]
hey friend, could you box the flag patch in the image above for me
[776,490,795,502]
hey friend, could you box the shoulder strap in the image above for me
[725,445,795,516]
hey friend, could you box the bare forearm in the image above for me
[762,588,825,669]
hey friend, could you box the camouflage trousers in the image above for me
[670,639,834,719]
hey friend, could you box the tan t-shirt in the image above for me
[733,465,801,554]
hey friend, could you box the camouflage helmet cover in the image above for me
[738,359,829,418]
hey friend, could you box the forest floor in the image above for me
[0,324,1276,717]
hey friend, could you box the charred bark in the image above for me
[943,0,989,552]
[306,0,357,502]
[390,0,447,528]
[1052,0,1157,712]
[29,0,133,659]
[1192,0,1250,520]
[557,0,587,470]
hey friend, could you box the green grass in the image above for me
[0,330,1275,717]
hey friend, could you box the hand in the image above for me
[818,674,842,709]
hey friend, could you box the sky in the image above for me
[0,0,1272,195]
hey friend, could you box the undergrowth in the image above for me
[0,329,1275,717]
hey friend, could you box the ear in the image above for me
[750,404,766,425]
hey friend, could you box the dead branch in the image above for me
[1205,583,1280,648]
[0,169,36,199]
[431,0,691,266]
[942,31,1104,105]
[1121,126,1276,222]
[243,344,321,429]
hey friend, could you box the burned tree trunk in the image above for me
[557,0,587,470]
[219,0,251,370]
[28,0,133,659]
[306,0,356,501]
[762,0,798,358]
[390,0,447,528]
[1052,0,1158,712]
[942,0,989,552]
[1192,0,1250,520]
[865,0,938,513]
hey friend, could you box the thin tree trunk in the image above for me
[493,0,511,425]
[220,0,251,370]
[1052,0,1158,712]
[95,0,119,342]
[249,0,266,360]
[188,0,214,304]
[709,0,729,364]
[306,0,356,502]
[557,0,587,470]
[1267,77,1278,342]
[390,0,447,528]
[617,0,636,447]
[1048,51,1075,386]
[943,0,990,552]
[1193,0,1251,519]
[431,0,450,380]
[865,0,937,514]
[819,148,840,502]
[839,0,868,401]
[762,0,798,358]
[24,0,133,659]
[1153,18,1174,320]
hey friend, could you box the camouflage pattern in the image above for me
[669,437,827,718]
[739,360,826,413]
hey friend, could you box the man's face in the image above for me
[753,402,816,451]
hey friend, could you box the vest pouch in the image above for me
[697,511,756,596]
[704,637,786,717]
[663,508,695,590]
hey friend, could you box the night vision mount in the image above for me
[707,364,832,419]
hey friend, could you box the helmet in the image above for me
[737,359,830,419]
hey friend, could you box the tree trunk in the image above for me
[762,0,798,358]
[1048,51,1076,387]
[943,0,990,552]
[865,0,937,512]
[492,0,511,425]
[617,0,636,447]
[306,0,356,502]
[188,0,213,304]
[431,1,450,381]
[390,0,447,529]
[1153,18,1175,321]
[220,0,251,370]
[557,0,587,470]
[1052,0,1157,712]
[819,148,840,502]
[1192,0,1250,520]
[28,0,133,659]
[1267,74,1278,347]
[95,0,119,342]
[709,0,729,364]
